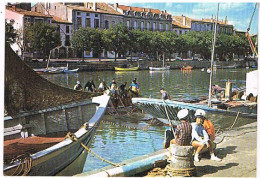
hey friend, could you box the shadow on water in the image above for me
[196,163,239,176]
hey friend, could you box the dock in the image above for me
[75,121,257,177]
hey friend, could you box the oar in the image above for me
[162,100,176,138]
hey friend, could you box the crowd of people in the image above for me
[164,108,222,162]
[73,77,140,108]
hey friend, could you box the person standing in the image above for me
[160,88,170,100]
[74,81,83,91]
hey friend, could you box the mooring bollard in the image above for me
[167,144,196,177]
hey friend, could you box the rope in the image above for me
[66,132,121,167]
[4,154,32,176]
[247,3,257,32]
[229,112,240,130]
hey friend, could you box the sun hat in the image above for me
[177,109,189,120]
[77,81,80,84]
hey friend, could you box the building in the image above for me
[109,3,172,32]
[172,15,191,35]
[32,2,124,58]
[5,4,53,57]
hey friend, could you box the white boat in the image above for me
[63,68,79,73]
[149,66,170,71]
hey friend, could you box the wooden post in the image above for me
[225,80,232,101]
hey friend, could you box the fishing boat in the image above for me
[4,44,110,176]
[181,66,193,70]
[114,66,139,71]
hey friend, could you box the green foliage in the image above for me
[24,22,61,59]
[5,20,18,45]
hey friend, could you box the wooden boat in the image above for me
[33,66,68,74]
[4,94,110,176]
[114,67,139,71]
[63,68,79,73]
[149,66,170,71]
[181,66,193,70]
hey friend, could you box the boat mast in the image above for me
[208,3,220,107]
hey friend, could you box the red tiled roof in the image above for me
[6,6,52,18]
[172,16,192,28]
[172,20,190,29]
[67,3,122,16]
[52,16,72,24]
[117,4,169,15]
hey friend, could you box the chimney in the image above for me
[143,8,145,12]
[183,15,186,26]
[114,3,118,10]
[164,10,167,13]
[225,16,228,24]
[148,9,151,12]
[93,2,97,11]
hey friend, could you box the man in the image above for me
[84,79,96,92]
[74,81,82,91]
[170,109,192,146]
[212,84,224,95]
[109,78,118,93]
[98,80,108,92]
[191,114,221,162]
[119,82,127,95]
[129,80,140,97]
[195,109,215,141]
[160,88,170,100]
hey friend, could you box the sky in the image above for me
[122,2,259,35]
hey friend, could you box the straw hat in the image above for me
[77,81,80,84]
[177,109,189,120]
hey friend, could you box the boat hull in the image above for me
[64,68,79,73]
[149,66,170,71]
[114,67,139,71]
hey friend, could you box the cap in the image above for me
[177,109,189,120]
[194,109,206,117]
[77,81,80,84]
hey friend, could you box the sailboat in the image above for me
[149,54,170,71]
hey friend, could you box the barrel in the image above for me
[168,144,196,177]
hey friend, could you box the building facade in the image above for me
[110,3,172,32]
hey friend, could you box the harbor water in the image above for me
[42,68,256,173]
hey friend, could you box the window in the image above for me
[86,13,90,16]
[153,22,156,31]
[95,14,98,18]
[105,20,109,29]
[66,25,70,33]
[65,35,70,46]
[24,17,30,23]
[85,18,91,27]
[77,17,82,29]
[94,19,99,28]
[134,21,137,29]
[127,20,130,28]
[166,23,168,31]
[77,11,81,16]
[147,22,150,30]
[141,21,144,30]
[160,23,162,31]
[85,51,91,55]
[34,18,43,23]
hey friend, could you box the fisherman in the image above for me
[191,114,221,162]
[129,79,140,97]
[119,82,127,96]
[109,78,118,94]
[98,80,108,92]
[84,79,96,92]
[169,109,192,146]
[74,81,83,91]
[160,88,170,100]
[195,109,216,141]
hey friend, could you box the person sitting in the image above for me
[74,81,83,91]
[191,115,221,162]
[119,82,127,96]
[160,88,170,100]
[195,109,215,141]
[129,80,140,97]
[84,79,96,92]
[170,109,192,146]
[212,84,224,99]
[109,78,118,94]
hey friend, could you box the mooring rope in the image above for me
[66,132,121,167]
[4,154,32,176]
[147,165,196,177]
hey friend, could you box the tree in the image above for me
[25,22,61,59]
[103,24,129,61]
[90,28,104,61]
[5,20,17,45]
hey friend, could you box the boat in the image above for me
[201,68,205,72]
[4,44,110,176]
[181,66,193,70]
[47,68,65,74]
[149,66,170,71]
[63,68,79,73]
[4,94,110,176]
[114,66,139,71]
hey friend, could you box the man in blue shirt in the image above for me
[191,115,221,162]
